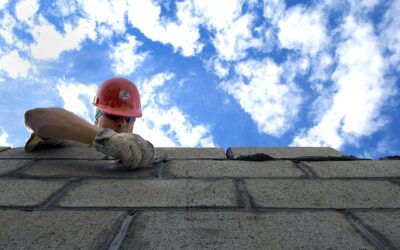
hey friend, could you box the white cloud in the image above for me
[0,0,8,9]
[127,0,202,56]
[0,127,12,147]
[193,0,243,30]
[219,58,303,136]
[379,0,400,70]
[0,12,17,45]
[0,50,31,78]
[359,137,400,159]
[30,16,96,60]
[77,0,128,38]
[263,0,286,24]
[213,13,262,61]
[54,0,78,16]
[15,0,39,23]
[322,0,381,13]
[376,138,400,156]
[349,0,382,11]
[213,59,229,78]
[309,52,333,82]
[277,6,328,56]
[110,35,148,76]
[291,16,394,149]
[135,73,215,147]
[56,80,98,122]
[193,0,261,61]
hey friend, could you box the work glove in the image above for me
[25,134,80,152]
[92,128,154,169]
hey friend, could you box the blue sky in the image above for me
[0,0,399,159]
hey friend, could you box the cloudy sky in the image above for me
[0,0,399,159]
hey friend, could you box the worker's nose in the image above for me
[116,119,128,131]
[116,119,127,129]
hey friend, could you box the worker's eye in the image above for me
[105,114,136,123]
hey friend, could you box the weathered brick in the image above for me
[245,179,400,208]
[23,160,158,178]
[58,179,237,207]
[123,211,373,249]
[0,147,106,159]
[155,147,226,159]
[353,211,400,248]
[0,210,124,249]
[227,147,343,159]
[166,160,304,178]
[0,179,66,206]
[305,160,400,178]
[0,160,31,175]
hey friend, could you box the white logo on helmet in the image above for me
[119,89,131,101]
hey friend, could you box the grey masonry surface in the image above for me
[0,147,227,160]
[353,211,400,247]
[155,147,226,159]
[0,147,10,153]
[0,210,124,249]
[245,179,400,208]
[0,179,66,206]
[123,211,373,249]
[58,179,238,207]
[23,159,158,178]
[0,147,106,159]
[227,147,343,159]
[0,159,31,175]
[0,145,399,249]
[304,160,400,178]
[165,159,304,178]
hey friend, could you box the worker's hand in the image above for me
[92,129,154,169]
[133,133,155,168]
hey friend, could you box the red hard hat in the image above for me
[92,78,142,117]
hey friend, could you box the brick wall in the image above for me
[0,146,399,249]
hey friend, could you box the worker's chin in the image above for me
[115,128,130,133]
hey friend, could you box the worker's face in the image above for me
[96,114,134,133]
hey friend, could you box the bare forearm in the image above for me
[25,108,101,144]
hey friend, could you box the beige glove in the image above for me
[25,134,81,152]
[92,128,154,169]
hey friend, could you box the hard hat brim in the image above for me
[95,104,142,118]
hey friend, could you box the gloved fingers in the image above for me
[132,143,143,168]
[93,134,121,159]
[117,142,138,169]
[119,147,134,169]
[122,143,142,170]
[93,131,153,170]
[138,141,155,168]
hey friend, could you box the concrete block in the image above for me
[0,179,66,206]
[305,160,400,178]
[155,147,226,159]
[0,210,124,249]
[166,160,304,178]
[23,160,158,178]
[227,147,343,159]
[0,160,31,175]
[353,211,400,248]
[0,147,106,159]
[59,179,237,207]
[245,179,400,208]
[123,211,373,249]
[0,147,10,153]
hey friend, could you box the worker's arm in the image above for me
[24,107,101,145]
[24,107,154,169]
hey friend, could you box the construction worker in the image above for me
[24,78,154,169]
